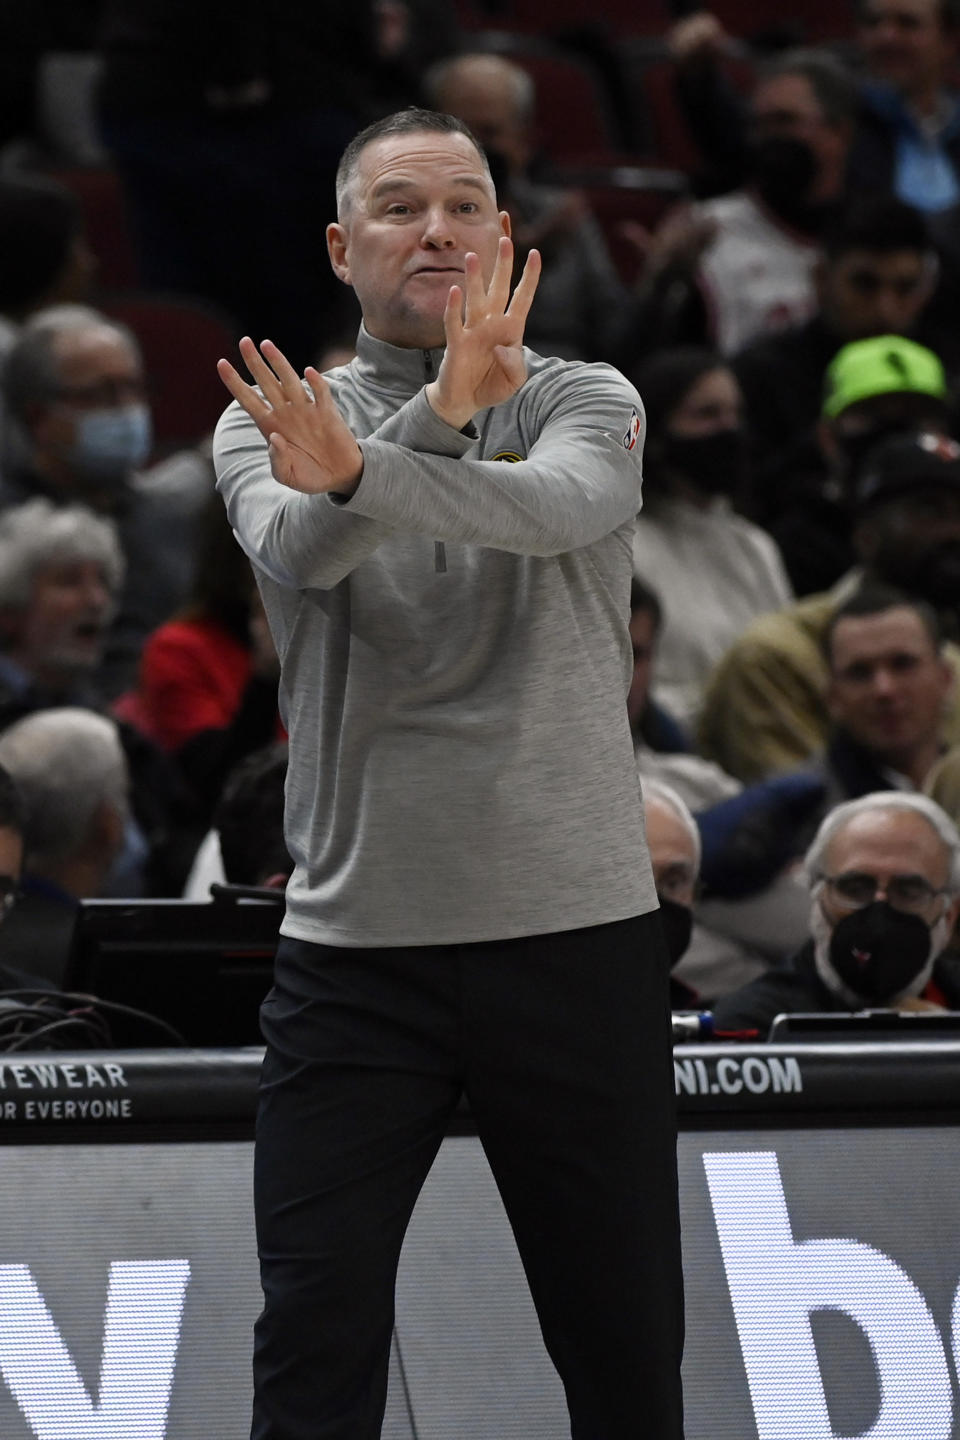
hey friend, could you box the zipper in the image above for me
[423,349,447,574]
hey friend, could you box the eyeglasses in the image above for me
[819,870,949,914]
[55,378,148,409]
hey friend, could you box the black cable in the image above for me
[0,989,188,1049]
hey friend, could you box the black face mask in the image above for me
[829,901,931,1001]
[749,136,818,218]
[657,895,693,967]
[659,428,748,497]
[836,420,921,486]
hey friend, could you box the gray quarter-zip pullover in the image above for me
[214,327,657,946]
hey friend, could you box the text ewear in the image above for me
[214,327,657,947]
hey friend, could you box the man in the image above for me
[823,584,953,792]
[642,776,701,999]
[214,109,682,1439]
[423,52,629,361]
[752,328,954,595]
[630,48,857,359]
[712,791,960,1035]
[0,708,131,982]
[670,0,960,216]
[699,427,960,782]
[1,304,203,696]
[732,198,944,482]
[693,584,954,898]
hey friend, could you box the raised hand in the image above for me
[426,234,541,431]
[217,338,364,497]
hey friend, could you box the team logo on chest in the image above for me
[490,450,524,463]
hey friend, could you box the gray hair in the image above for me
[335,107,493,219]
[1,303,140,424]
[642,776,702,873]
[423,53,537,126]
[0,708,129,866]
[0,499,124,612]
[803,791,960,892]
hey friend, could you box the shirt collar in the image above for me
[353,324,446,398]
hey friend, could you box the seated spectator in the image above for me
[630,347,792,730]
[629,49,857,359]
[183,741,291,899]
[628,580,690,756]
[733,198,946,513]
[114,493,281,820]
[0,499,122,718]
[712,791,960,1036]
[422,52,630,362]
[642,778,702,1007]
[694,583,954,898]
[0,709,131,981]
[670,1,960,220]
[758,330,955,594]
[0,499,198,894]
[699,427,960,781]
[1,304,204,696]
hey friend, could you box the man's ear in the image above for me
[327,223,350,284]
[499,209,512,240]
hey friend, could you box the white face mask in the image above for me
[67,403,152,479]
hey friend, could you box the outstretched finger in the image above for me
[505,246,542,326]
[442,283,464,346]
[217,357,275,427]
[237,336,287,411]
[488,234,515,316]
[461,252,485,324]
[260,338,309,398]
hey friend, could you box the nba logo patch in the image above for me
[622,410,641,452]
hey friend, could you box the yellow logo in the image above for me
[490,450,524,463]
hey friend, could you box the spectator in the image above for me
[712,791,960,1036]
[752,329,955,594]
[698,428,960,782]
[423,52,630,361]
[1,304,203,695]
[0,709,130,980]
[0,499,199,895]
[215,742,291,889]
[641,777,702,1007]
[670,1,960,218]
[113,492,281,820]
[0,499,122,716]
[630,48,857,359]
[630,346,792,729]
[693,583,955,900]
[733,197,945,492]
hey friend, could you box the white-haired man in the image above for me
[0,708,131,979]
[712,790,960,1036]
[643,777,702,1000]
[0,498,123,718]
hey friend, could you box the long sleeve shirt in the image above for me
[214,327,657,947]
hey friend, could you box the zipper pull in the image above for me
[434,541,447,573]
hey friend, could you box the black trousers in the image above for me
[251,913,685,1439]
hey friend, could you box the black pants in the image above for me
[251,913,684,1439]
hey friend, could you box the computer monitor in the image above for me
[62,888,283,1046]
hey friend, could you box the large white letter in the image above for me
[0,1258,190,1438]
[704,1151,952,1440]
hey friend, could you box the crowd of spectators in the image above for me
[1,0,960,1044]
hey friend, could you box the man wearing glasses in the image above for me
[712,790,960,1036]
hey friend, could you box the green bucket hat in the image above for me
[822,334,948,419]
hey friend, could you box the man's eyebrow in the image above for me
[370,175,490,200]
